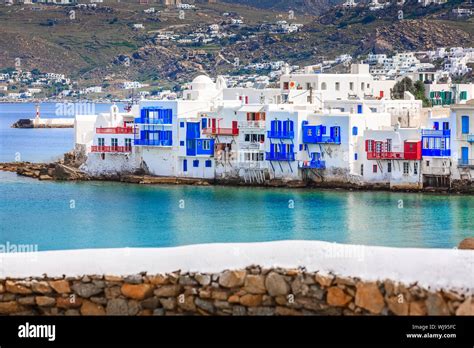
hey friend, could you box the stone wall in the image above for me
[0,267,472,316]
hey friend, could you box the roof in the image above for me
[237,105,264,113]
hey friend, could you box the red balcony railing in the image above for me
[367,151,405,160]
[96,127,134,134]
[202,127,239,136]
[91,146,132,153]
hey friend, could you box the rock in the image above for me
[18,296,36,306]
[121,283,153,300]
[5,280,32,295]
[243,275,266,294]
[90,296,107,305]
[52,164,87,181]
[456,297,474,316]
[232,305,247,316]
[199,289,211,299]
[211,290,228,301]
[327,287,352,307]
[239,294,263,307]
[425,293,450,316]
[153,308,165,316]
[106,298,129,315]
[386,296,409,315]
[72,283,102,298]
[80,300,105,316]
[409,301,427,316]
[124,274,143,284]
[31,281,52,294]
[146,275,168,285]
[179,275,197,286]
[291,276,309,296]
[154,285,181,297]
[315,274,334,288]
[309,285,325,300]
[159,298,177,310]
[275,306,301,316]
[195,298,215,313]
[458,238,474,250]
[104,275,123,282]
[57,296,82,309]
[65,309,80,316]
[49,280,71,294]
[105,286,122,299]
[141,297,160,310]
[228,295,240,303]
[39,175,52,181]
[35,296,56,307]
[355,282,385,314]
[0,301,25,314]
[218,270,246,288]
[0,283,4,293]
[195,274,211,286]
[178,296,196,312]
[248,307,275,316]
[265,272,290,296]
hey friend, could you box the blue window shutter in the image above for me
[299,144,303,151]
[434,122,439,130]
[205,160,212,168]
[193,160,199,168]
[355,153,358,160]
[461,116,469,134]
[352,127,358,136]
[357,105,363,114]
[180,141,184,146]
[183,160,187,172]
[202,119,207,129]
[180,122,184,128]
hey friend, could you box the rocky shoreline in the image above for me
[1,160,474,194]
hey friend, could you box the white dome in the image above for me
[191,75,216,91]
[192,75,213,84]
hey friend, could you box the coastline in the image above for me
[1,160,473,195]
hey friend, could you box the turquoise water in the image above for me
[0,103,473,251]
[0,171,472,251]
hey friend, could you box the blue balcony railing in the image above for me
[134,117,172,125]
[265,152,295,161]
[299,160,326,169]
[267,130,294,139]
[134,139,173,147]
[421,129,451,137]
[422,149,451,157]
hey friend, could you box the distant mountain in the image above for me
[221,0,344,15]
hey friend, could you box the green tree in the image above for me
[392,77,430,107]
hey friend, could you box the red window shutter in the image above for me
[365,140,369,151]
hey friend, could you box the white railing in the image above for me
[239,142,265,151]
[238,121,266,129]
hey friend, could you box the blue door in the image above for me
[461,116,469,134]
[461,147,469,165]
[357,104,363,114]
[183,159,188,172]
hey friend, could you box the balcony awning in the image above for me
[237,105,264,113]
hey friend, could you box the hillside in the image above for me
[0,0,472,92]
